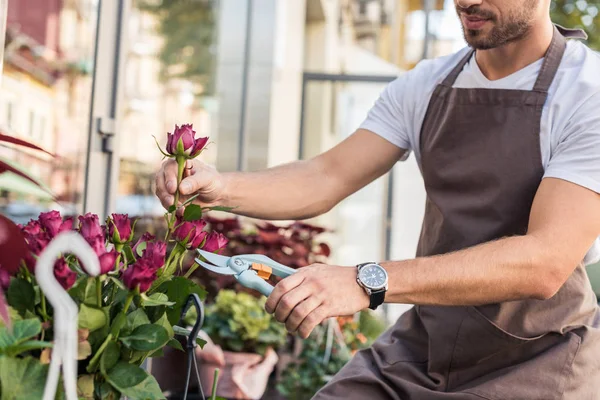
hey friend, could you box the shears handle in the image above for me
[237,269,275,297]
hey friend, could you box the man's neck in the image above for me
[475,19,555,81]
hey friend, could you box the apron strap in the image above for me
[441,24,585,91]
[532,25,568,93]
[441,48,475,87]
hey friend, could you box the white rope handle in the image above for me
[36,231,100,400]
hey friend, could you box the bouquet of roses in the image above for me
[0,124,228,399]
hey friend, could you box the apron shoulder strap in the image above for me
[532,24,574,92]
[441,48,475,87]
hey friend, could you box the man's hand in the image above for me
[265,264,370,339]
[155,158,226,210]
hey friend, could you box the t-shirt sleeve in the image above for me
[543,91,600,194]
[359,75,412,160]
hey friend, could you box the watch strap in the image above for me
[369,289,386,310]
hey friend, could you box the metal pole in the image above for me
[297,76,307,160]
[237,0,253,171]
[0,0,8,88]
[422,0,434,60]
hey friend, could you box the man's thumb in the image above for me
[179,175,200,195]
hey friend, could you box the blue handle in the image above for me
[237,270,274,297]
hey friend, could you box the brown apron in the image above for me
[313,25,600,400]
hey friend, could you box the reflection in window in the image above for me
[117,1,220,221]
[1,0,99,223]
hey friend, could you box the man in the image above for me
[156,0,600,397]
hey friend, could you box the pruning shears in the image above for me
[195,249,296,297]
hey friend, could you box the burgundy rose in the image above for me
[173,218,197,243]
[173,218,208,249]
[25,232,51,256]
[39,211,63,237]
[202,232,229,253]
[189,230,207,249]
[165,124,209,158]
[132,232,156,255]
[142,241,166,269]
[86,235,106,257]
[122,258,158,293]
[79,214,103,243]
[58,217,74,234]
[0,268,11,290]
[99,250,119,275]
[22,220,42,237]
[54,258,77,290]
[107,214,133,244]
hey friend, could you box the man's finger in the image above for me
[274,284,313,323]
[285,296,322,333]
[163,160,179,194]
[155,172,174,209]
[298,307,327,339]
[265,273,305,314]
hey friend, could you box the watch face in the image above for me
[359,264,387,289]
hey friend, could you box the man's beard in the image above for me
[457,4,536,50]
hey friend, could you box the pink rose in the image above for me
[132,232,156,255]
[165,124,209,158]
[54,258,77,290]
[122,258,158,293]
[189,231,207,249]
[39,211,63,237]
[99,250,119,275]
[142,241,166,269]
[22,220,42,237]
[58,217,74,234]
[202,232,229,253]
[0,268,11,290]
[107,214,133,244]
[79,214,103,243]
[86,235,106,257]
[173,218,208,249]
[172,218,197,243]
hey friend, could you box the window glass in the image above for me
[0,0,99,223]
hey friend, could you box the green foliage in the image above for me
[136,0,219,97]
[106,362,165,399]
[0,319,52,358]
[276,324,351,400]
[277,313,385,400]
[7,278,35,317]
[0,356,48,400]
[551,0,600,50]
[203,290,287,354]
[183,204,203,222]
[157,277,207,325]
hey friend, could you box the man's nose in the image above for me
[456,0,484,9]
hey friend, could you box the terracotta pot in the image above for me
[197,346,279,400]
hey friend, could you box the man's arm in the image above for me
[213,129,405,220]
[383,177,600,304]
[266,177,600,337]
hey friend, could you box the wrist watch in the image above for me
[356,262,388,310]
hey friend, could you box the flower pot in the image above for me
[197,346,279,400]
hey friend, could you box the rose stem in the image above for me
[211,368,220,400]
[183,262,199,279]
[96,277,102,307]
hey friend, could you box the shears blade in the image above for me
[196,249,231,266]
[195,259,237,276]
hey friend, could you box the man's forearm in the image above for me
[220,159,338,220]
[382,235,566,306]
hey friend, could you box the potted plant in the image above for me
[0,124,230,399]
[276,312,387,400]
[195,289,288,399]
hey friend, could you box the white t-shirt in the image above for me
[360,40,600,265]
